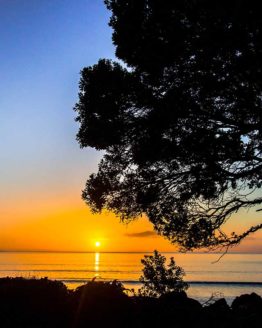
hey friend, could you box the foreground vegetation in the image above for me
[0,277,262,328]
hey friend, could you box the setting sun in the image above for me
[95,241,101,248]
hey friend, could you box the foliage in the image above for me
[73,279,127,301]
[2,277,262,327]
[0,277,71,327]
[74,0,262,250]
[138,250,188,297]
[73,280,131,327]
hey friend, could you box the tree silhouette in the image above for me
[74,1,262,250]
[138,251,188,297]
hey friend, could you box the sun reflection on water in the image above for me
[94,252,100,277]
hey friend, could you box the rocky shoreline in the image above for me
[0,277,261,327]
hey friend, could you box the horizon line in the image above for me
[0,250,261,255]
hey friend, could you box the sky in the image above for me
[0,0,261,253]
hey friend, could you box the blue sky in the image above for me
[0,0,114,203]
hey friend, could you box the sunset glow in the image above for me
[0,0,261,254]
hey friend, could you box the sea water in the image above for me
[0,252,261,304]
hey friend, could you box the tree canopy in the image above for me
[74,0,262,250]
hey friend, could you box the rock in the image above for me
[159,291,202,310]
[159,291,187,302]
[231,292,262,315]
[207,298,230,313]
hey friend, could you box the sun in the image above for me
[95,241,101,248]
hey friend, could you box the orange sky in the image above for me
[1,184,262,253]
[1,148,261,253]
[0,191,171,252]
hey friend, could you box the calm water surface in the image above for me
[0,252,261,304]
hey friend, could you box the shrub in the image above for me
[72,280,132,327]
[139,250,189,297]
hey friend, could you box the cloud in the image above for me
[125,231,157,238]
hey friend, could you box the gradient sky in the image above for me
[0,0,261,253]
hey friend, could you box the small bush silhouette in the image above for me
[139,250,189,297]
[72,280,132,327]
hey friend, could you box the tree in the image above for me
[74,1,262,250]
[138,251,188,297]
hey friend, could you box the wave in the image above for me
[0,269,140,274]
[188,281,262,286]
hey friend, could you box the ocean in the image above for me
[0,252,261,304]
